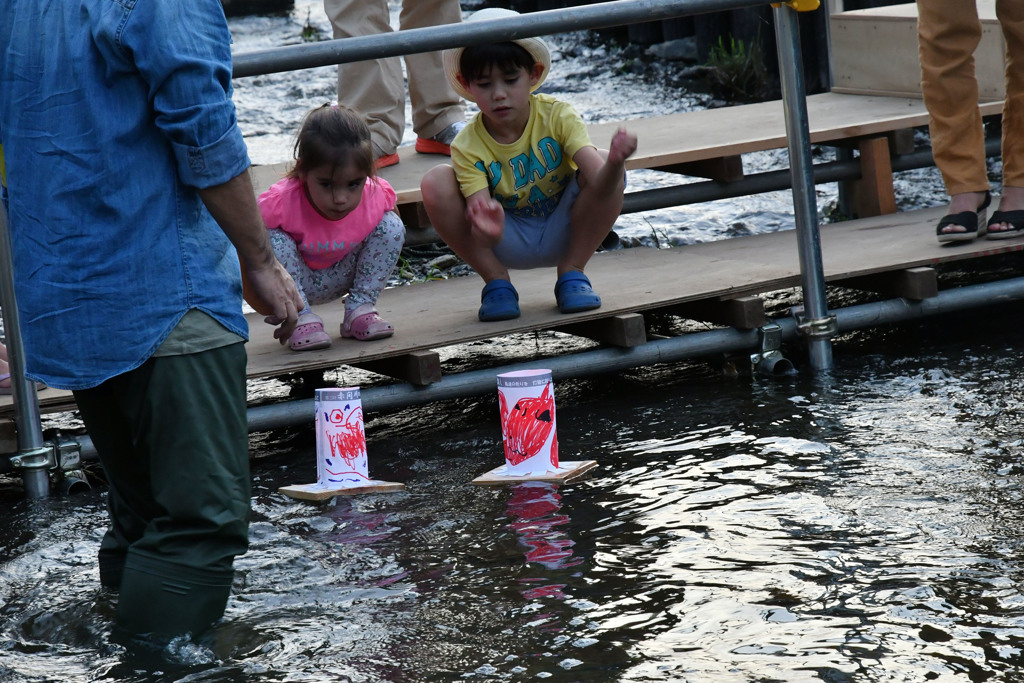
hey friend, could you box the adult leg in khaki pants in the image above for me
[918,0,989,241]
[919,0,1024,240]
[990,0,1024,237]
[323,0,466,161]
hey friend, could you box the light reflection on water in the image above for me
[4,308,1024,681]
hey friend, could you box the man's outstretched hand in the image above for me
[243,259,304,344]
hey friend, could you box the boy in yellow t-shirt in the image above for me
[420,8,637,322]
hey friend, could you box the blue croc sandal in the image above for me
[554,271,602,313]
[479,279,520,321]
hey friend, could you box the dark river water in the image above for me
[5,304,1024,681]
[4,2,1024,682]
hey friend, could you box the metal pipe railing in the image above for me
[233,0,764,77]
[621,157,861,215]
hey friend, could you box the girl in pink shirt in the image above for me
[259,105,406,350]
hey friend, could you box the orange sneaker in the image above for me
[415,121,466,156]
[414,138,451,155]
[374,152,399,170]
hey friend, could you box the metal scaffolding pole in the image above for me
[772,2,836,372]
[0,201,50,498]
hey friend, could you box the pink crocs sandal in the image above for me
[289,312,332,351]
[341,304,394,341]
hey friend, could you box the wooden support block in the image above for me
[352,349,442,386]
[398,202,431,230]
[0,420,17,458]
[279,480,406,501]
[405,225,443,248]
[849,136,897,218]
[836,266,938,300]
[551,313,647,348]
[889,128,916,156]
[654,155,744,182]
[471,460,598,486]
[397,202,445,248]
[667,295,766,329]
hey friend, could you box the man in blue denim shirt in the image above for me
[0,0,304,640]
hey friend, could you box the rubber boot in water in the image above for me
[115,553,234,640]
[98,547,125,591]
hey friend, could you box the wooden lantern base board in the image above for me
[279,480,406,501]
[471,460,598,486]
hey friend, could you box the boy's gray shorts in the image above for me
[492,175,583,270]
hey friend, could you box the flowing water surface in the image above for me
[5,3,1024,682]
[3,306,1024,681]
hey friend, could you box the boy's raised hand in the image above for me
[466,193,505,248]
[608,127,638,166]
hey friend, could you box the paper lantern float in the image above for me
[472,369,597,486]
[279,387,405,501]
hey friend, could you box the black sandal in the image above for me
[936,191,991,244]
[986,209,1024,240]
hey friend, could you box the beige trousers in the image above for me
[323,0,466,157]
[918,0,1024,195]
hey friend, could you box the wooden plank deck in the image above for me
[6,205,1024,419]
[252,92,1004,229]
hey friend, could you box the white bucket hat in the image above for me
[443,7,551,103]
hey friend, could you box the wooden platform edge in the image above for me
[279,480,406,501]
[471,460,599,486]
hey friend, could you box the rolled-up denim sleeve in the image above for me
[120,0,251,188]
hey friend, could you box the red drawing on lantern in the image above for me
[323,404,368,481]
[498,382,557,467]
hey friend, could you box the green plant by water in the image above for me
[706,33,770,102]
